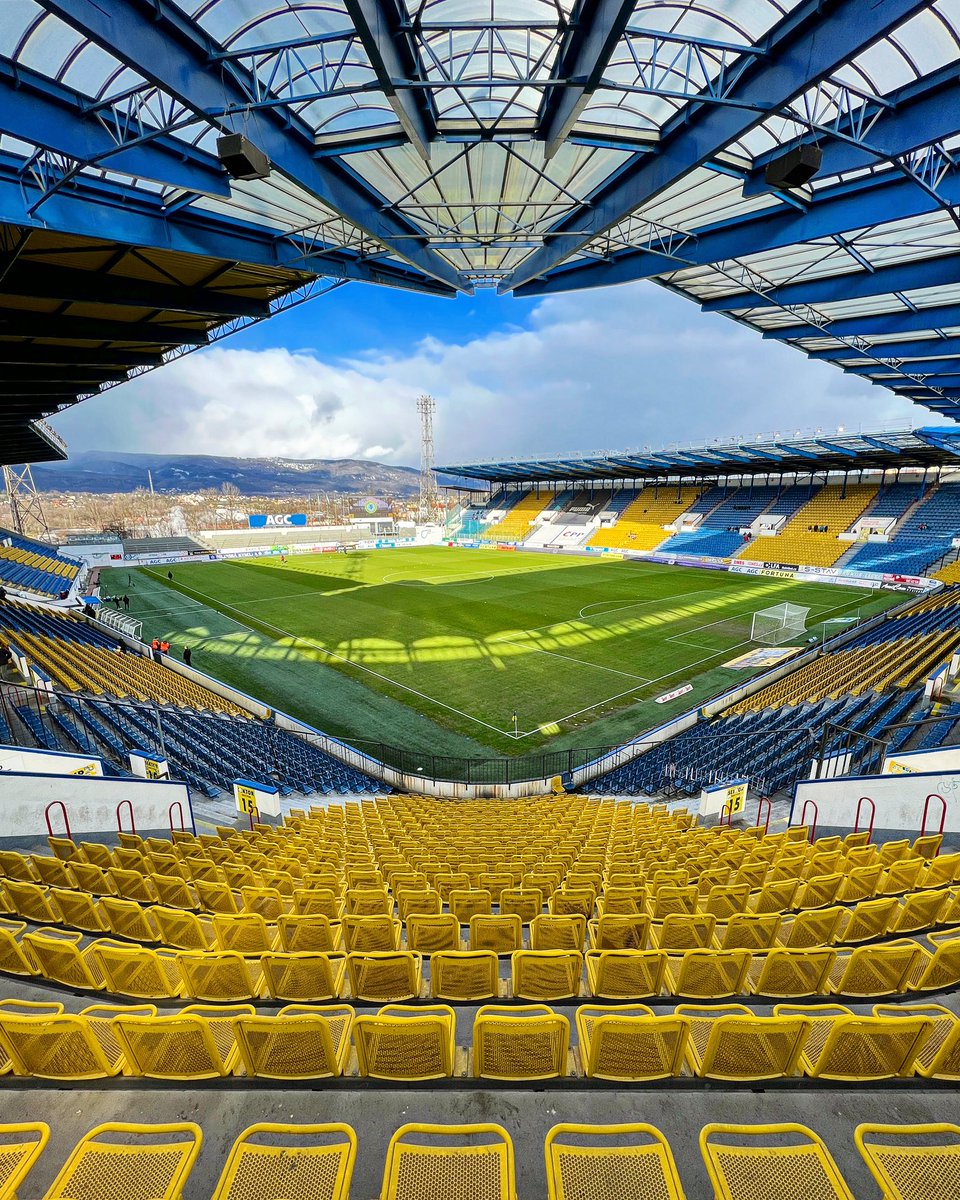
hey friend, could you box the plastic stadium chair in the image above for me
[341,916,402,953]
[406,913,461,954]
[653,914,716,952]
[855,1123,960,1200]
[32,856,75,890]
[836,898,898,944]
[530,915,586,951]
[212,913,276,955]
[346,951,422,1002]
[545,1123,687,1199]
[588,914,650,950]
[151,907,214,952]
[196,880,240,915]
[890,889,949,935]
[39,1122,201,1200]
[780,907,845,949]
[232,1006,353,1079]
[909,936,960,994]
[717,914,781,952]
[677,1007,809,1081]
[354,1004,457,1080]
[379,1123,516,1200]
[872,1004,960,1080]
[22,930,106,990]
[112,1011,241,1079]
[473,1005,569,1080]
[666,950,751,1000]
[0,1010,134,1080]
[432,951,500,1001]
[747,948,837,998]
[0,922,37,978]
[210,1123,356,1200]
[259,951,346,1002]
[92,942,183,1000]
[4,880,58,925]
[575,1006,687,1082]
[777,1006,933,1080]
[470,915,522,953]
[98,896,161,944]
[49,888,109,934]
[176,951,263,1002]
[828,940,924,997]
[511,950,583,1001]
[700,1123,855,1200]
[277,914,340,953]
[585,949,667,1000]
[0,1122,49,1196]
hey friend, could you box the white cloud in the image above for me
[53,282,920,464]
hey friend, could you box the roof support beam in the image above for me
[0,56,230,198]
[0,345,160,367]
[0,165,457,297]
[36,0,464,292]
[763,301,960,341]
[0,365,119,383]
[845,357,960,376]
[701,251,960,313]
[0,262,269,318]
[743,62,960,190]
[515,169,960,296]
[507,0,929,290]
[537,0,639,160]
[342,0,434,160]
[808,336,960,361]
[0,310,209,344]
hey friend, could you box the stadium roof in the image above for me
[5,2,960,458]
[440,425,960,484]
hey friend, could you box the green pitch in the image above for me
[104,548,898,760]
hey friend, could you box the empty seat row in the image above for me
[5,923,959,1002]
[5,1118,954,1200]
[2,997,958,1083]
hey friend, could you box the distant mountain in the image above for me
[30,451,434,496]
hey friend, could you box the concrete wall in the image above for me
[0,746,103,777]
[0,772,193,849]
[790,769,960,842]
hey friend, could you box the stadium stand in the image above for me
[0,600,384,797]
[481,489,555,541]
[0,528,81,598]
[735,484,878,567]
[845,482,960,577]
[586,486,700,550]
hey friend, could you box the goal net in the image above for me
[750,602,809,645]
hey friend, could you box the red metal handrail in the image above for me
[116,800,136,836]
[854,796,875,842]
[44,801,71,841]
[756,795,772,835]
[168,801,185,835]
[719,801,732,827]
[921,793,947,850]
[799,799,819,844]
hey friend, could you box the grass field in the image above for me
[103,548,900,759]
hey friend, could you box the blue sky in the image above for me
[53,278,921,467]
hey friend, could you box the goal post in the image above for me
[750,602,809,645]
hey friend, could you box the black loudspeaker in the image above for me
[216,133,271,181]
[764,144,822,189]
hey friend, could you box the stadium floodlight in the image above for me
[751,602,810,645]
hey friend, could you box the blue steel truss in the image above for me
[3,2,960,415]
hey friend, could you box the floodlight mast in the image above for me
[418,394,439,523]
[2,464,51,539]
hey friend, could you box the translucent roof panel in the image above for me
[3,0,960,417]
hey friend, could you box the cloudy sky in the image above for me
[51,278,920,467]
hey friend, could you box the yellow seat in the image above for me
[747,948,837,998]
[585,949,667,1000]
[70,861,116,896]
[676,1006,809,1081]
[93,942,183,1000]
[151,907,214,951]
[700,1123,855,1200]
[112,1010,243,1079]
[344,886,391,917]
[379,1123,515,1200]
[341,915,401,953]
[32,855,75,889]
[210,1122,356,1200]
[22,930,106,990]
[406,913,461,954]
[346,951,422,1002]
[49,888,108,934]
[890,888,948,935]
[449,888,493,923]
[718,914,781,952]
[549,888,595,919]
[588,914,650,950]
[829,940,924,997]
[151,873,197,911]
[232,1006,353,1079]
[576,1005,687,1082]
[872,1003,960,1081]
[259,951,346,1002]
[195,880,239,915]
[775,1005,933,1080]
[654,914,716,952]
[909,935,960,994]
[0,1122,49,1197]
[511,950,583,1001]
[473,1005,569,1080]
[432,950,500,1001]
[39,1122,202,1200]
[276,913,339,953]
[470,914,522,953]
[545,1122,687,1199]
[396,889,441,922]
[212,913,276,955]
[0,1008,139,1079]
[176,951,263,1002]
[241,886,286,922]
[779,906,844,949]
[530,915,586,951]
[855,1122,960,1200]
[3,879,58,924]
[836,897,898,944]
[98,896,161,943]
[666,950,751,999]
[354,1004,457,1080]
